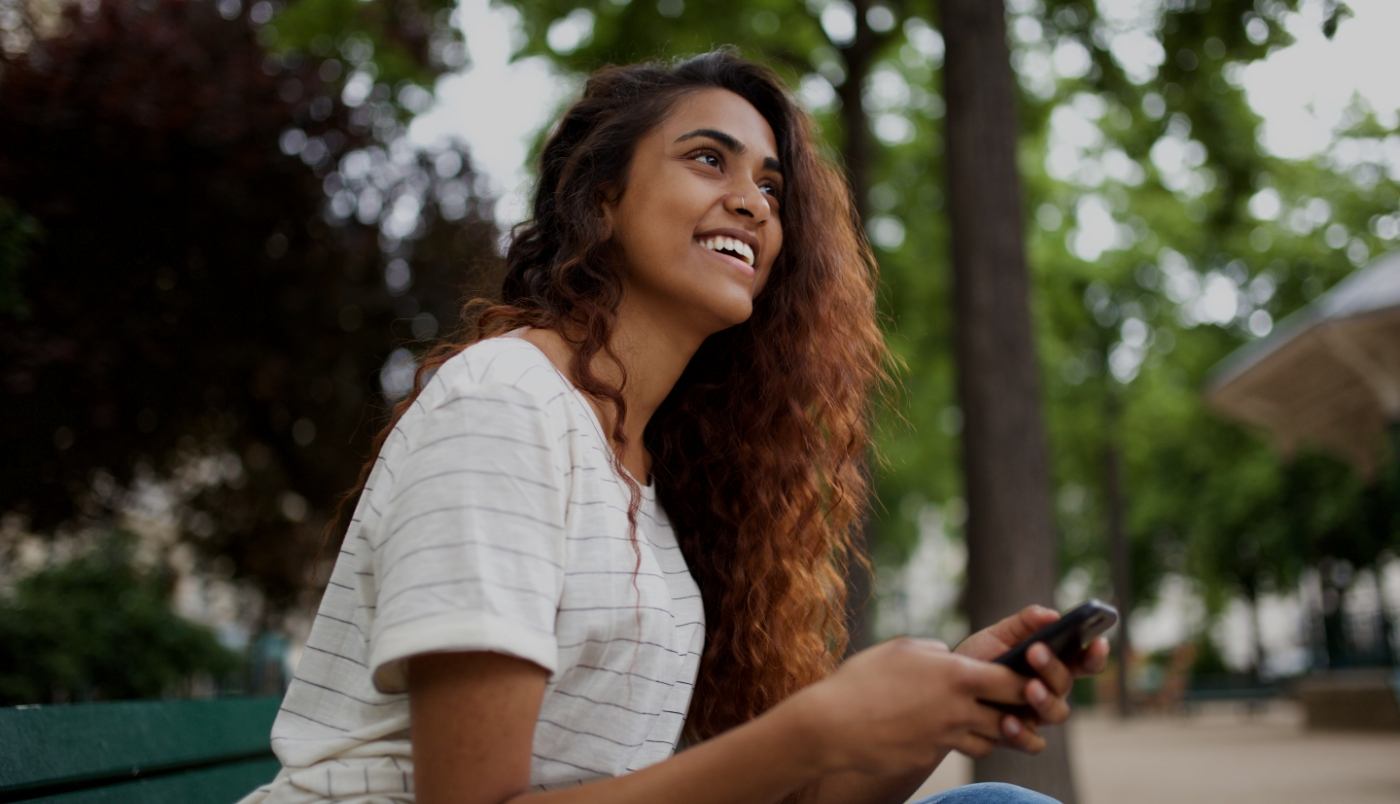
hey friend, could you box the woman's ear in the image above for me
[599,203,614,241]
[597,182,620,240]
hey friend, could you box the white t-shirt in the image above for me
[241,336,706,802]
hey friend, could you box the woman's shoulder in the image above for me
[430,335,573,409]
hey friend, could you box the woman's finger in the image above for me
[1000,715,1046,754]
[1025,678,1071,725]
[1027,642,1074,696]
[1074,637,1111,676]
[954,731,997,760]
[1017,604,1060,632]
[969,701,1009,741]
[961,659,1029,705]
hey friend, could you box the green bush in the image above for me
[0,531,241,705]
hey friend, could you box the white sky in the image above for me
[1243,0,1400,158]
[408,0,573,228]
[408,0,1400,230]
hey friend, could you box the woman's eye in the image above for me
[692,152,721,168]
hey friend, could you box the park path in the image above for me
[909,702,1400,803]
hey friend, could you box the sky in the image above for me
[407,0,570,228]
[408,0,1400,232]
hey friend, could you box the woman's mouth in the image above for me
[696,235,756,274]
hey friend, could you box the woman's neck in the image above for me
[518,309,705,482]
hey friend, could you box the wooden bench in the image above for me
[0,697,279,802]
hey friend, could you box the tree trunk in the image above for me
[1319,558,1347,668]
[837,0,883,652]
[940,0,1076,799]
[836,0,880,223]
[1243,579,1265,682]
[1104,389,1133,718]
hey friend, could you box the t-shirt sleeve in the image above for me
[367,380,569,694]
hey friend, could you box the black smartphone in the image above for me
[987,599,1118,719]
[994,599,1118,676]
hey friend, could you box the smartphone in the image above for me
[987,599,1118,719]
[994,599,1118,676]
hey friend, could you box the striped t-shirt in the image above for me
[241,336,706,802]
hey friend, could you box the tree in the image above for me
[939,0,1074,796]
[0,0,501,619]
[1027,0,1397,680]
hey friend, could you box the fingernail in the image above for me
[1029,683,1048,704]
[1005,718,1021,736]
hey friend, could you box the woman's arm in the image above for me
[409,651,825,804]
[410,638,1037,804]
[409,652,551,804]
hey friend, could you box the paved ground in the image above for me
[908,701,1400,803]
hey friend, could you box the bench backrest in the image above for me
[0,697,279,802]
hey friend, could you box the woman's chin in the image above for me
[705,297,756,332]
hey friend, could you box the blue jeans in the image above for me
[913,782,1061,804]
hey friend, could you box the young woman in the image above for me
[242,50,1107,804]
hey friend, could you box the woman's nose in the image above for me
[723,188,770,221]
[723,190,754,218]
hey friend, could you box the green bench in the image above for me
[0,697,279,803]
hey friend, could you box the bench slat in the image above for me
[23,757,281,804]
[0,698,279,797]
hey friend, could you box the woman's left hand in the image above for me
[953,605,1111,751]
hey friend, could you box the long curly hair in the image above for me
[334,49,887,744]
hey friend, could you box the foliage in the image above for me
[0,530,241,705]
[267,0,464,122]
[0,0,501,613]
[504,0,830,87]
[1026,0,1399,614]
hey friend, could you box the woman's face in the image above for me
[605,88,785,337]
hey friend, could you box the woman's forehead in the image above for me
[656,89,779,160]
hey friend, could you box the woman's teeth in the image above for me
[697,235,754,266]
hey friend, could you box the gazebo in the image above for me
[1206,250,1400,476]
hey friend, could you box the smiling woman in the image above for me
[238,49,1101,804]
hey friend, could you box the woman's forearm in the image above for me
[506,696,828,804]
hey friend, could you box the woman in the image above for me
[243,50,1107,804]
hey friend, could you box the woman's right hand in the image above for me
[785,637,1037,778]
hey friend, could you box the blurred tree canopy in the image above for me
[0,0,501,617]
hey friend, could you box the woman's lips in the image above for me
[698,242,756,276]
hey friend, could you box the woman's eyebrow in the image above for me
[675,128,783,175]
